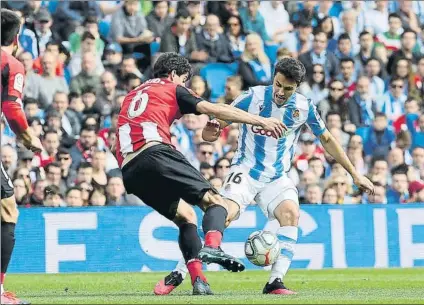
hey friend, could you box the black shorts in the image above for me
[1,162,14,199]
[122,144,214,220]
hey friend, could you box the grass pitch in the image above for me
[7,268,424,304]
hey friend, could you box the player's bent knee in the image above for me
[274,200,300,226]
[174,202,198,226]
[200,191,228,211]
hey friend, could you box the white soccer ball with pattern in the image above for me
[244,230,280,266]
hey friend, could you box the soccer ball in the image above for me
[244,230,280,266]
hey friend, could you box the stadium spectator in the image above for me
[45,162,64,193]
[77,181,92,206]
[398,1,422,35]
[13,178,29,206]
[53,1,102,41]
[326,174,353,204]
[56,147,77,190]
[304,184,323,204]
[290,0,320,28]
[33,129,60,168]
[89,187,107,206]
[195,142,215,168]
[43,185,64,207]
[68,15,104,55]
[355,31,378,73]
[322,186,338,204]
[239,0,270,42]
[18,51,41,99]
[110,0,153,55]
[364,0,389,35]
[106,176,143,206]
[298,63,329,102]
[33,51,69,108]
[409,181,424,203]
[70,126,98,169]
[33,8,59,56]
[335,33,355,60]
[363,112,396,158]
[116,56,143,90]
[65,186,84,207]
[195,14,234,63]
[387,29,420,75]
[340,9,360,53]
[91,150,108,188]
[75,162,93,185]
[146,1,173,39]
[337,58,357,98]
[200,162,214,180]
[238,33,272,89]
[32,41,65,77]
[190,76,210,100]
[225,15,247,59]
[102,43,123,76]
[347,75,377,128]
[284,19,313,58]
[23,98,42,120]
[159,9,198,59]
[68,31,104,77]
[29,179,47,206]
[69,52,101,95]
[216,76,242,105]
[1,145,17,177]
[47,92,80,139]
[259,0,292,44]
[214,157,231,180]
[365,57,386,98]
[412,147,424,171]
[387,166,410,203]
[299,31,339,80]
[375,13,403,55]
[318,80,348,123]
[378,77,408,123]
[367,182,388,204]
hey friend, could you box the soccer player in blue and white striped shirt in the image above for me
[155,57,375,296]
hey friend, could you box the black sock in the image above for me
[202,205,227,235]
[178,223,202,262]
[1,222,16,274]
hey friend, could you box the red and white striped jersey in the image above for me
[115,78,203,167]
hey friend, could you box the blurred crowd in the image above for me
[1,0,423,207]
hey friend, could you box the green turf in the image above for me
[6,268,424,304]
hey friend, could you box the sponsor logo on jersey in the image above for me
[13,73,24,93]
[251,125,274,137]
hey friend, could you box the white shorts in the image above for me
[219,166,299,220]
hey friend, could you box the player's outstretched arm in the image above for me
[319,129,375,195]
[197,102,287,138]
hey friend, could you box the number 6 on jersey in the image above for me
[128,86,150,118]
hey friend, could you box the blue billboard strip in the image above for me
[9,204,424,273]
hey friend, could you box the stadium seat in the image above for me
[200,63,238,102]
[264,44,279,63]
[150,41,160,56]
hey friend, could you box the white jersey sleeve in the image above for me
[306,98,327,137]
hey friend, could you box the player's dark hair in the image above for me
[153,52,193,80]
[274,57,306,86]
[1,9,21,46]
[337,33,351,43]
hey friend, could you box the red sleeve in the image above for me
[2,60,29,134]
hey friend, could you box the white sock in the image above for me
[1,284,4,294]
[269,226,298,284]
[173,258,188,279]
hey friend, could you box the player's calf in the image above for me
[268,200,299,291]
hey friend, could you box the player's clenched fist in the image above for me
[22,136,43,153]
[259,117,287,139]
[202,119,222,142]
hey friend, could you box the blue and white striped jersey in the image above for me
[231,85,327,182]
